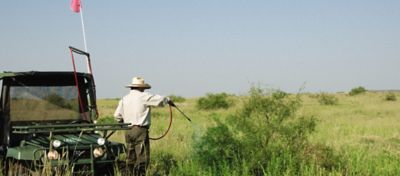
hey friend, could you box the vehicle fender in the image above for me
[6,145,45,160]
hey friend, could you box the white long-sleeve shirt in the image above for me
[114,90,167,127]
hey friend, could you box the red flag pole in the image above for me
[71,0,92,74]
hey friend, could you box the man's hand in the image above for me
[116,118,124,123]
[166,97,176,107]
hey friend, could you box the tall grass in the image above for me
[4,91,399,175]
[301,92,400,175]
[124,91,400,175]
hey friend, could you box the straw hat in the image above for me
[125,77,151,89]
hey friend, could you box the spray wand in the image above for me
[167,100,192,122]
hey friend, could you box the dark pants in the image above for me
[125,126,150,176]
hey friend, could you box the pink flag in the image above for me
[71,0,81,13]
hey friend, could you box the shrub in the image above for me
[195,118,241,167]
[385,92,397,101]
[196,93,231,110]
[168,95,186,103]
[194,87,343,175]
[317,93,338,105]
[349,86,366,96]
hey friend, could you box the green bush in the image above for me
[194,118,241,168]
[317,93,338,105]
[194,88,343,175]
[349,86,366,96]
[196,93,231,110]
[385,92,397,101]
[168,95,186,103]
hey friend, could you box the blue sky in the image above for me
[1,0,399,98]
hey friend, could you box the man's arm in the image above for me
[143,93,168,107]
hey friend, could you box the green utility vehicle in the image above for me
[0,48,129,175]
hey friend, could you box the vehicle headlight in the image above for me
[52,140,62,148]
[97,138,106,146]
[47,150,60,160]
[93,147,105,158]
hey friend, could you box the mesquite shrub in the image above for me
[384,92,397,101]
[349,86,366,96]
[168,95,186,103]
[194,88,342,175]
[197,93,231,110]
[317,93,338,105]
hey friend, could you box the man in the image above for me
[114,76,174,175]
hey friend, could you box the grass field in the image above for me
[301,92,400,175]
[2,91,399,175]
[96,91,400,175]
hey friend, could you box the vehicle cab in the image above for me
[0,71,129,175]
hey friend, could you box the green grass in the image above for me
[98,92,400,175]
[131,91,400,175]
[299,92,400,175]
[301,93,400,148]
[93,92,400,175]
[3,91,400,175]
[76,92,400,175]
